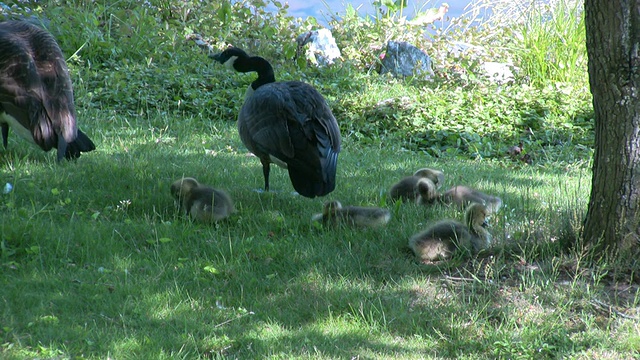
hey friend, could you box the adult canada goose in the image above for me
[439,185,503,213]
[0,21,95,161]
[311,200,391,228]
[170,177,234,223]
[389,167,444,202]
[210,46,341,198]
[409,203,492,262]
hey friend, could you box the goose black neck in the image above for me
[235,55,276,90]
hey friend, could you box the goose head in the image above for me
[210,46,275,93]
[210,47,250,71]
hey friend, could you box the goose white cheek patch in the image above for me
[223,56,238,70]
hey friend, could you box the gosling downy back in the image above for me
[440,185,502,213]
[389,167,444,202]
[0,21,95,161]
[170,177,234,223]
[312,200,391,228]
[211,47,341,198]
[409,203,491,262]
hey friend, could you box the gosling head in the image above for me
[322,200,343,216]
[465,203,490,227]
[465,203,493,249]
[413,168,445,189]
[416,178,438,205]
[170,177,200,200]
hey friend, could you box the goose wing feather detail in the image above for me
[239,81,341,197]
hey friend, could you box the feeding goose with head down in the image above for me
[0,20,95,161]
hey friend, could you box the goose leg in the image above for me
[1,123,8,149]
[56,133,67,162]
[260,158,271,191]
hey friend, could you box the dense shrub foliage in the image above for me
[3,0,592,162]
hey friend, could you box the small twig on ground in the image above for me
[590,299,638,320]
[441,275,476,282]
[214,311,255,328]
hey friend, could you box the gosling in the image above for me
[170,177,234,223]
[415,178,439,206]
[413,168,445,188]
[312,200,391,228]
[389,167,445,202]
[439,185,503,213]
[409,203,492,262]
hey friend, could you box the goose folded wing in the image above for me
[0,44,55,148]
[35,39,78,144]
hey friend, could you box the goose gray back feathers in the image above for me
[0,20,95,161]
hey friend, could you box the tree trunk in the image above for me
[583,0,640,251]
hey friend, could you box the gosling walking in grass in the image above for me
[170,177,234,223]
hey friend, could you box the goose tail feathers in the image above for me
[63,129,95,160]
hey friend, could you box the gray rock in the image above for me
[296,28,341,66]
[380,41,433,78]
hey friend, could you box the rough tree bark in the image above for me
[583,0,640,250]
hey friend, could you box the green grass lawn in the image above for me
[1,1,638,358]
[1,109,637,359]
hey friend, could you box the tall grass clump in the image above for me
[468,0,587,88]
